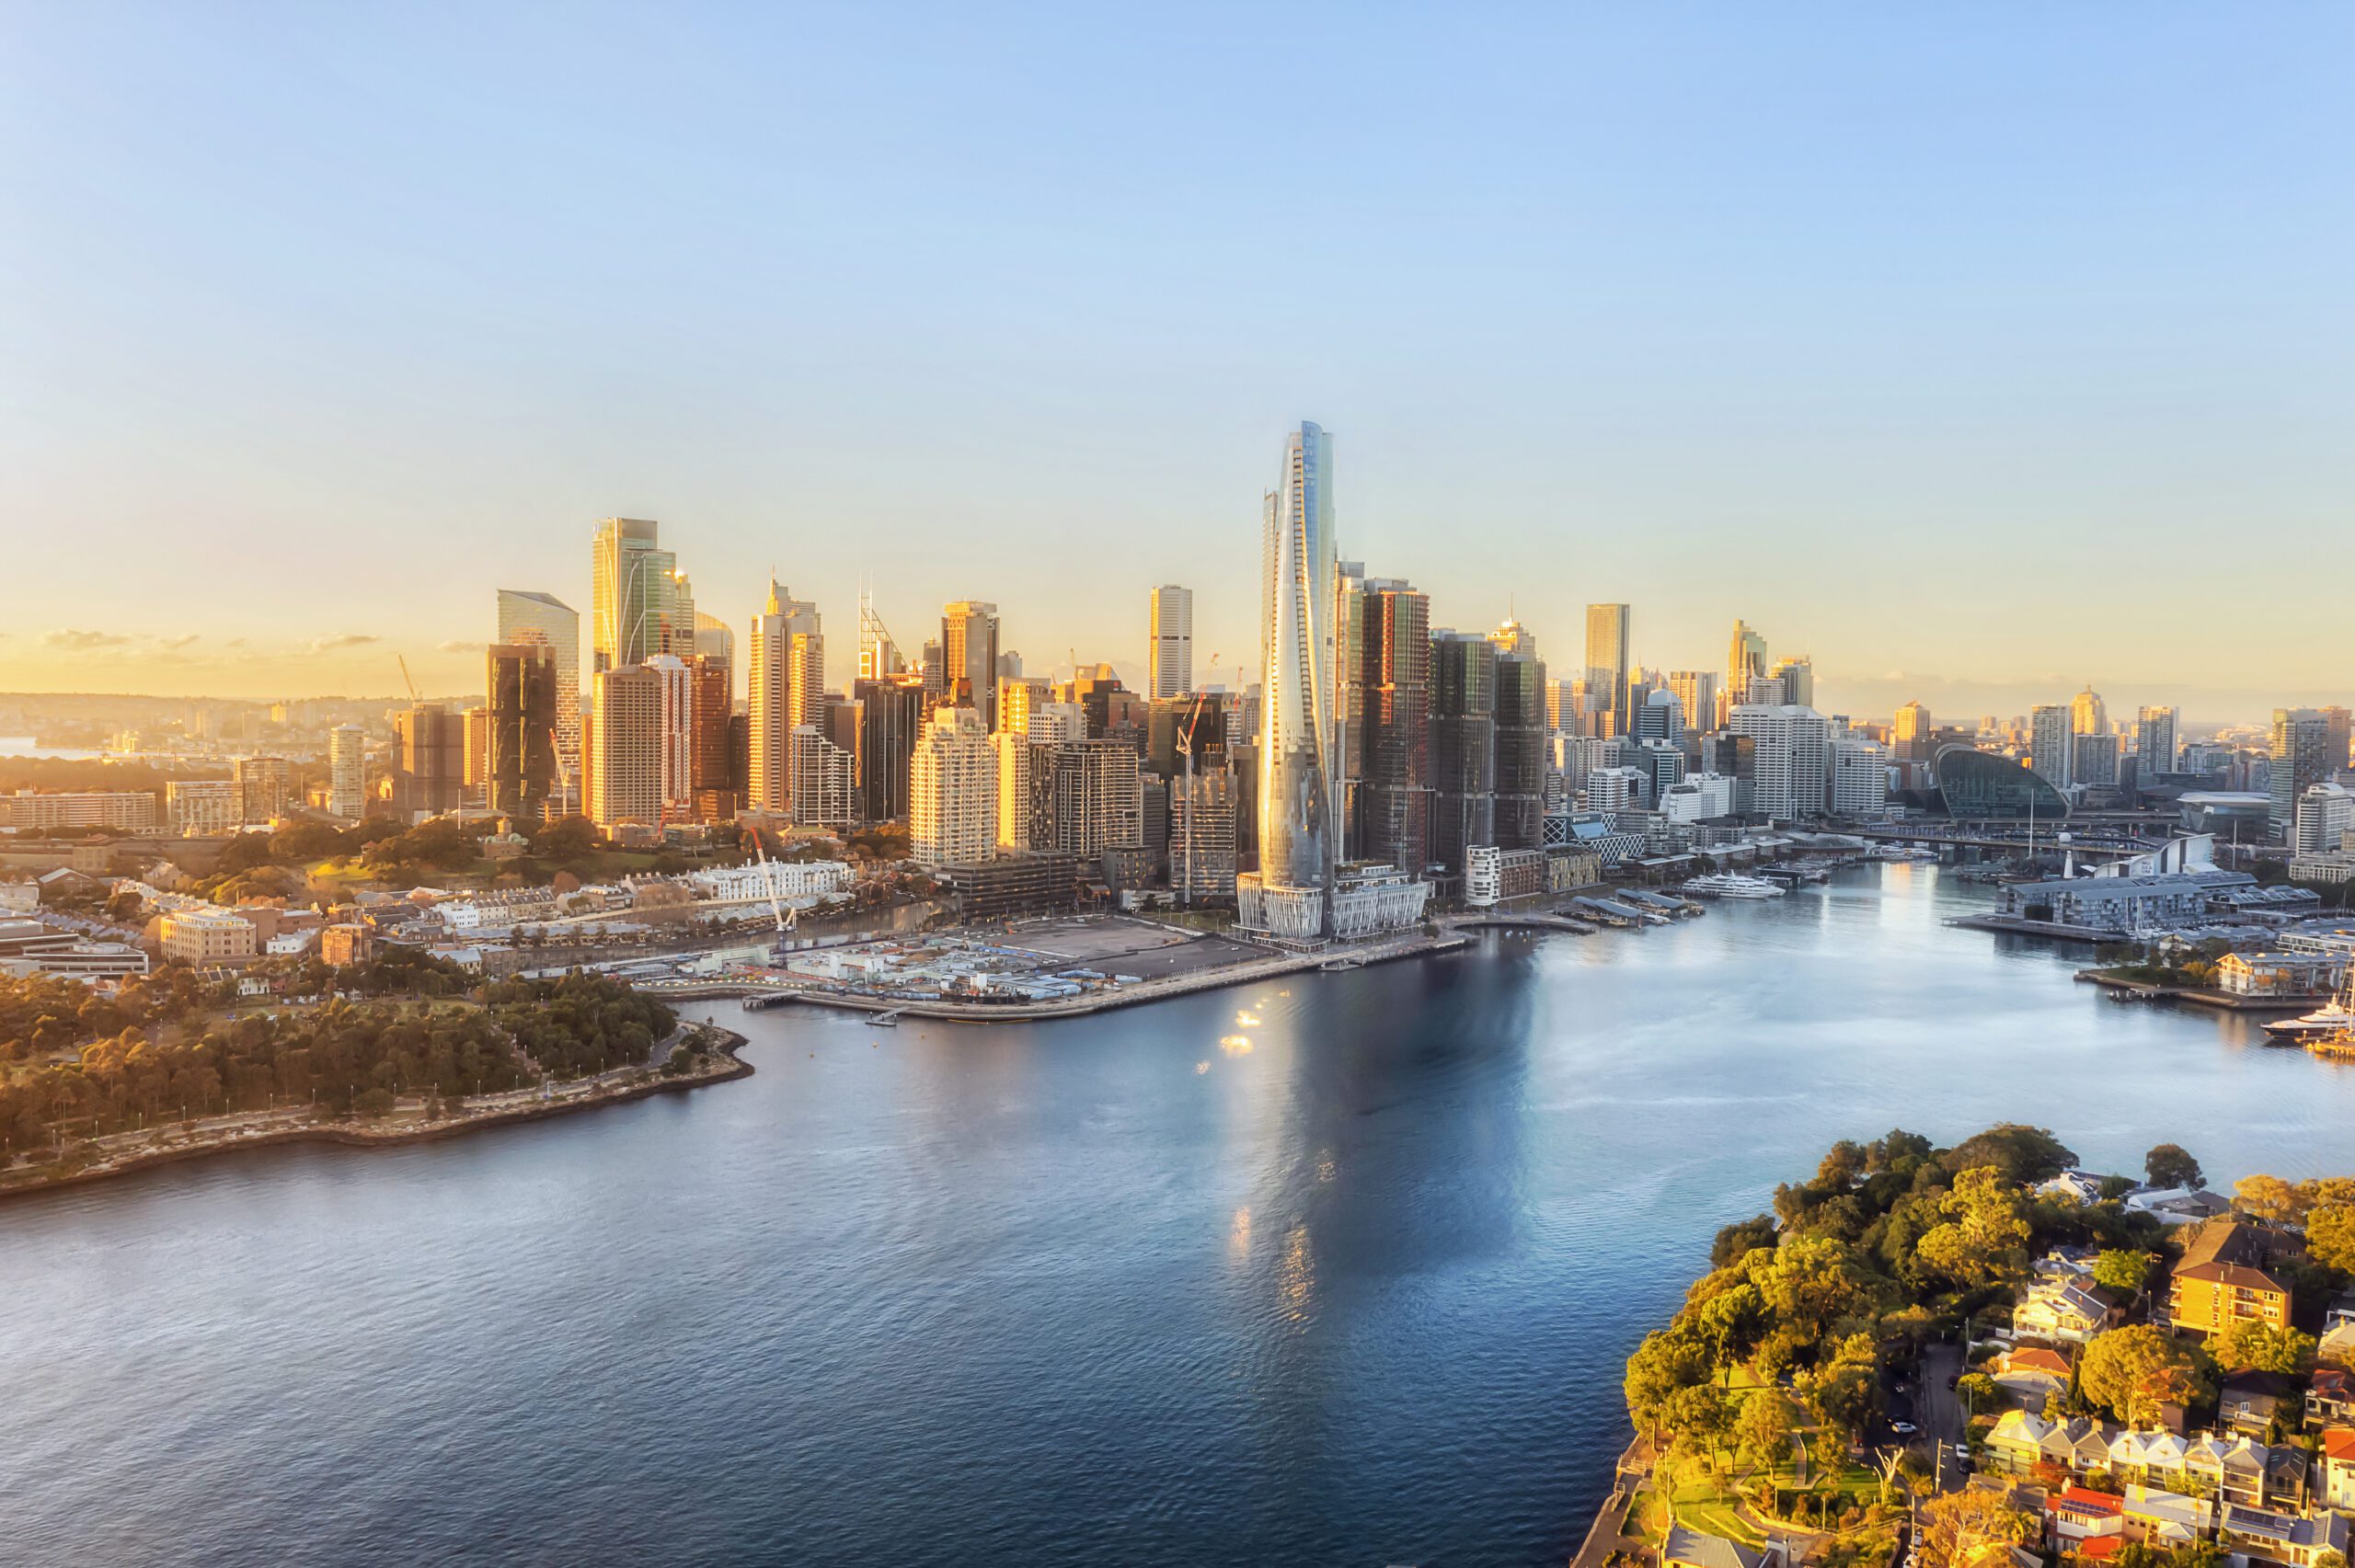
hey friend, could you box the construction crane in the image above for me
[396,654,421,704]
[752,831,797,934]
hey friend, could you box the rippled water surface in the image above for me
[8,866,2355,1566]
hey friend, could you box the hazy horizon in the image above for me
[6,6,2349,719]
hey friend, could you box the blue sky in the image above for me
[3,2,2349,721]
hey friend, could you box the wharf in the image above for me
[2073,970,2318,1013]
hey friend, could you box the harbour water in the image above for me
[6,865,2353,1566]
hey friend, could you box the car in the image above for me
[1894,1380,1911,1393]
[1890,1421,1918,1436]
[1946,1374,1959,1389]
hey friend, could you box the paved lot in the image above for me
[995,919,1269,979]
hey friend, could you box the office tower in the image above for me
[462,706,490,796]
[1893,701,1934,761]
[853,676,929,823]
[486,642,557,818]
[1729,704,1832,820]
[1488,618,1537,658]
[1347,578,1431,875]
[646,654,695,818]
[997,675,1051,738]
[1633,738,1685,806]
[496,594,580,800]
[1727,620,1768,712]
[787,726,857,829]
[167,780,237,836]
[856,589,902,680]
[919,639,945,694]
[1057,663,1142,743]
[997,650,1025,680]
[1667,672,1718,736]
[1633,687,1683,742]
[2271,708,2334,833]
[1584,604,1631,738]
[692,612,734,670]
[1430,631,1498,876]
[1493,652,1548,851]
[391,704,466,817]
[2072,731,2120,788]
[1769,657,1813,711]
[328,724,367,820]
[2295,784,2355,856]
[2071,685,2108,739]
[1147,586,1194,701]
[1585,766,1645,813]
[1147,692,1225,778]
[1238,420,1339,940]
[688,655,735,819]
[1331,561,1368,850]
[1031,740,1145,858]
[590,519,684,674]
[586,665,664,832]
[2133,706,2178,775]
[230,756,291,825]
[747,581,824,817]
[909,705,998,868]
[1831,737,1890,818]
[1170,765,1240,902]
[2029,704,2074,791]
[2326,706,2354,770]
[941,601,1002,728]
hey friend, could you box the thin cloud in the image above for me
[437,639,486,654]
[155,634,201,650]
[310,633,382,652]
[41,629,132,650]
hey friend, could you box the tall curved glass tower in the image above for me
[1245,421,1338,938]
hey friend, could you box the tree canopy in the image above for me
[2144,1143,2203,1191]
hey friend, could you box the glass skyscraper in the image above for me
[1243,422,1338,937]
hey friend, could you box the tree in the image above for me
[1735,1389,1795,1476]
[2310,1204,2355,1276]
[2234,1173,2306,1225]
[1800,1333,1881,1445]
[2143,1144,2203,1191]
[2092,1249,2153,1295]
[1625,1328,1710,1439]
[1942,1124,2076,1185]
[1916,1486,2037,1568]
[1713,1213,1778,1268]
[1662,1383,1736,1476]
[2207,1321,2316,1377]
[1956,1371,1999,1415]
[2079,1325,2208,1427]
[1915,1165,2032,1288]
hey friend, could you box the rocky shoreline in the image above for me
[0,1028,753,1204]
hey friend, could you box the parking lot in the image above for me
[995,918,1269,979]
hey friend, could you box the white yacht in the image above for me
[1682,873,1786,899]
[2266,974,2355,1042]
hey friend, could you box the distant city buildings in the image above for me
[910,705,998,869]
[1584,603,1631,738]
[328,724,367,820]
[1146,586,1193,701]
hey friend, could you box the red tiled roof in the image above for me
[2010,1348,2073,1377]
[2052,1489,2124,1518]
[2320,1427,2355,1463]
[2075,1538,2124,1561]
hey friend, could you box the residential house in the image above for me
[2320,1303,2355,1371]
[2127,1188,2234,1228]
[2220,1370,2297,1439]
[2016,1277,2119,1345]
[2318,1428,2355,1511]
[1998,1347,2074,1410]
[2118,1484,2211,1546]
[2220,1505,2350,1568]
[2314,1371,2355,1431]
[2040,1173,2110,1207]
[2172,1219,2295,1338]
[2047,1488,2126,1555]
[1993,1413,2293,1508]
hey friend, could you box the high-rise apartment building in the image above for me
[1492,652,1548,851]
[1240,421,1340,939]
[1893,701,1934,761]
[167,780,238,836]
[2294,783,2354,857]
[1147,586,1193,702]
[1030,740,1144,859]
[2071,685,2108,739]
[1170,764,1240,902]
[497,589,580,806]
[942,601,1002,729]
[2271,708,2334,833]
[328,724,367,821]
[2073,731,2120,788]
[747,581,824,818]
[2134,706,2178,776]
[1353,578,1431,875]
[852,676,928,824]
[688,655,735,818]
[390,704,467,818]
[787,725,857,830]
[1831,736,1890,818]
[1668,671,1719,736]
[230,755,291,825]
[1430,631,1498,876]
[1729,704,1832,820]
[590,519,688,674]
[909,705,998,868]
[462,706,490,796]
[1584,604,1631,738]
[486,642,557,818]
[586,665,664,832]
[2029,704,2074,792]
[646,654,695,818]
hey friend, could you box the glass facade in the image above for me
[1257,423,1338,907]
[1936,745,2070,819]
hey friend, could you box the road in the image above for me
[1918,1341,1966,1487]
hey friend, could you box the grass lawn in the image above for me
[1670,1489,1764,1548]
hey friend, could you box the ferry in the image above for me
[2267,976,2355,1043]
[1682,873,1786,899]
